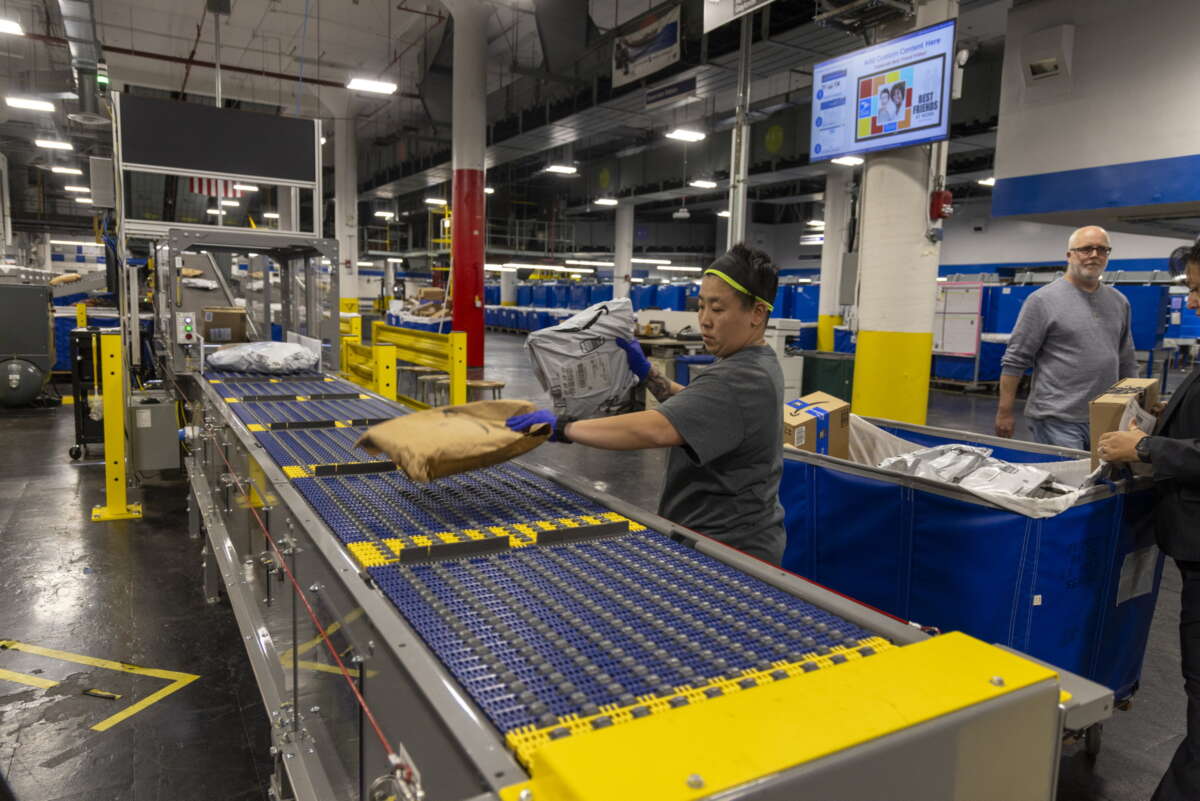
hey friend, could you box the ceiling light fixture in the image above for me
[631,277,645,283]
[5,96,53,112]
[356,261,374,267]
[424,197,448,206]
[374,210,396,219]
[800,234,825,245]
[688,179,718,189]
[717,210,730,218]
[0,19,24,36]
[320,136,327,145]
[659,265,702,272]
[75,197,94,204]
[346,77,397,95]
[565,259,614,267]
[263,212,280,219]
[806,219,825,227]
[49,239,100,246]
[63,185,90,193]
[233,183,259,192]
[977,176,996,187]
[563,267,595,274]
[631,257,671,265]
[35,139,73,150]
[220,198,240,207]
[205,208,224,216]
[484,187,495,195]
[387,258,405,264]
[831,156,865,166]
[594,197,618,206]
[544,164,577,175]
[665,127,706,142]
[485,264,517,272]
[51,166,83,175]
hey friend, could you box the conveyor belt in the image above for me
[369,530,892,766]
[215,378,362,400]
[231,397,399,428]
[204,369,326,382]
[255,426,384,469]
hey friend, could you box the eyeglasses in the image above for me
[1069,245,1112,256]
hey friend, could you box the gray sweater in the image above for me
[1000,278,1138,422]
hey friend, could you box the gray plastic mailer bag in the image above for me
[354,400,549,482]
[525,297,638,418]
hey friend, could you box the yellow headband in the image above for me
[703,268,775,311]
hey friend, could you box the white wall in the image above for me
[996,0,1200,178]
[941,201,1191,266]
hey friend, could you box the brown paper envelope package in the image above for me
[354,399,550,482]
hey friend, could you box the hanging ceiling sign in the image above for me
[613,6,681,89]
[703,0,778,34]
[645,76,697,110]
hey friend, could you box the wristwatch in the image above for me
[1135,436,1153,463]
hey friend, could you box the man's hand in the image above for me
[615,337,651,382]
[1098,420,1149,462]
[1152,400,1168,416]
[995,408,1015,438]
[506,410,563,441]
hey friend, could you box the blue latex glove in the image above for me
[615,337,651,382]
[506,409,561,441]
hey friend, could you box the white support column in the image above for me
[500,270,517,305]
[725,16,753,248]
[334,113,359,302]
[850,0,957,424]
[817,170,853,350]
[613,203,634,299]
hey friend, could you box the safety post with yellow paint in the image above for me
[75,301,87,328]
[340,340,397,401]
[370,321,467,408]
[92,329,142,521]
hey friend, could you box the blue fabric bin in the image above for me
[484,285,500,305]
[1114,285,1169,350]
[569,285,590,309]
[531,285,549,307]
[771,286,793,319]
[590,285,614,305]
[833,327,856,354]
[674,354,716,385]
[630,285,654,310]
[779,419,1163,701]
[657,285,685,310]
[516,286,533,307]
[791,286,820,322]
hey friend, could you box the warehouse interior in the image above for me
[1,0,1198,799]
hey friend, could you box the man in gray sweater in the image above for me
[995,225,1138,450]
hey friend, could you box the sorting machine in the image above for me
[181,365,1113,801]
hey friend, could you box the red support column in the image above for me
[448,1,489,368]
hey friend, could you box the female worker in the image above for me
[507,244,787,564]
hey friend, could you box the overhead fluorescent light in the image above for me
[51,166,83,175]
[320,136,327,145]
[386,257,405,264]
[220,198,240,207]
[205,208,224,216]
[374,210,395,219]
[485,264,516,272]
[936,276,949,282]
[659,265,702,272]
[689,179,718,189]
[797,278,813,284]
[565,259,614,267]
[800,234,824,245]
[424,197,447,206]
[831,156,864,166]
[484,187,495,195]
[35,139,73,151]
[631,277,645,283]
[717,210,730,218]
[233,183,259,192]
[0,19,24,36]
[631,257,670,265]
[806,219,825,228]
[665,128,706,142]
[63,185,90,193]
[356,261,374,267]
[503,262,566,272]
[346,77,397,95]
[563,267,594,274]
[594,197,618,206]
[263,212,280,219]
[544,164,577,175]
[5,96,53,112]
[75,197,94,204]
[49,239,100,246]
[977,176,996,187]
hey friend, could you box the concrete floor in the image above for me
[0,331,1182,800]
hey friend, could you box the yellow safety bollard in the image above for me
[76,302,87,328]
[92,330,142,521]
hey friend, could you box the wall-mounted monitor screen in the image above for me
[809,19,956,163]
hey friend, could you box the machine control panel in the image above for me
[176,312,198,344]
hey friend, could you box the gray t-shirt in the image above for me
[1000,277,1138,422]
[656,345,786,564]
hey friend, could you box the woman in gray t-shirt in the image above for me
[507,244,786,564]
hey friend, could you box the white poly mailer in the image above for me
[206,341,320,374]
[525,298,639,419]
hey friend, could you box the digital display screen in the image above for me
[810,19,956,163]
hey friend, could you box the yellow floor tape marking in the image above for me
[278,609,375,679]
[0,639,200,732]
[0,666,59,690]
[60,395,74,406]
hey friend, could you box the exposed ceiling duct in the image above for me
[56,0,109,127]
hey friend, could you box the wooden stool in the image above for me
[403,365,438,399]
[466,379,506,401]
[432,376,451,407]
[416,373,448,405]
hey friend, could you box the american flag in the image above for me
[188,177,243,198]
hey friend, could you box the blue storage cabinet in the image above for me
[484,285,500,305]
[516,285,533,307]
[656,285,685,311]
[567,285,589,309]
[1114,285,1170,350]
[530,285,549,307]
[931,340,1006,382]
[770,286,793,319]
[631,285,655,310]
[1167,293,1200,339]
[589,284,614,305]
[779,421,1162,701]
[833,327,856,354]
[795,326,817,350]
[790,286,820,322]
[983,285,1040,333]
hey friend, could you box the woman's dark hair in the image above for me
[708,243,779,311]
[1168,241,1200,276]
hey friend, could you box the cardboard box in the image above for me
[1088,377,1160,468]
[783,391,850,459]
[419,287,445,302]
[200,306,247,343]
